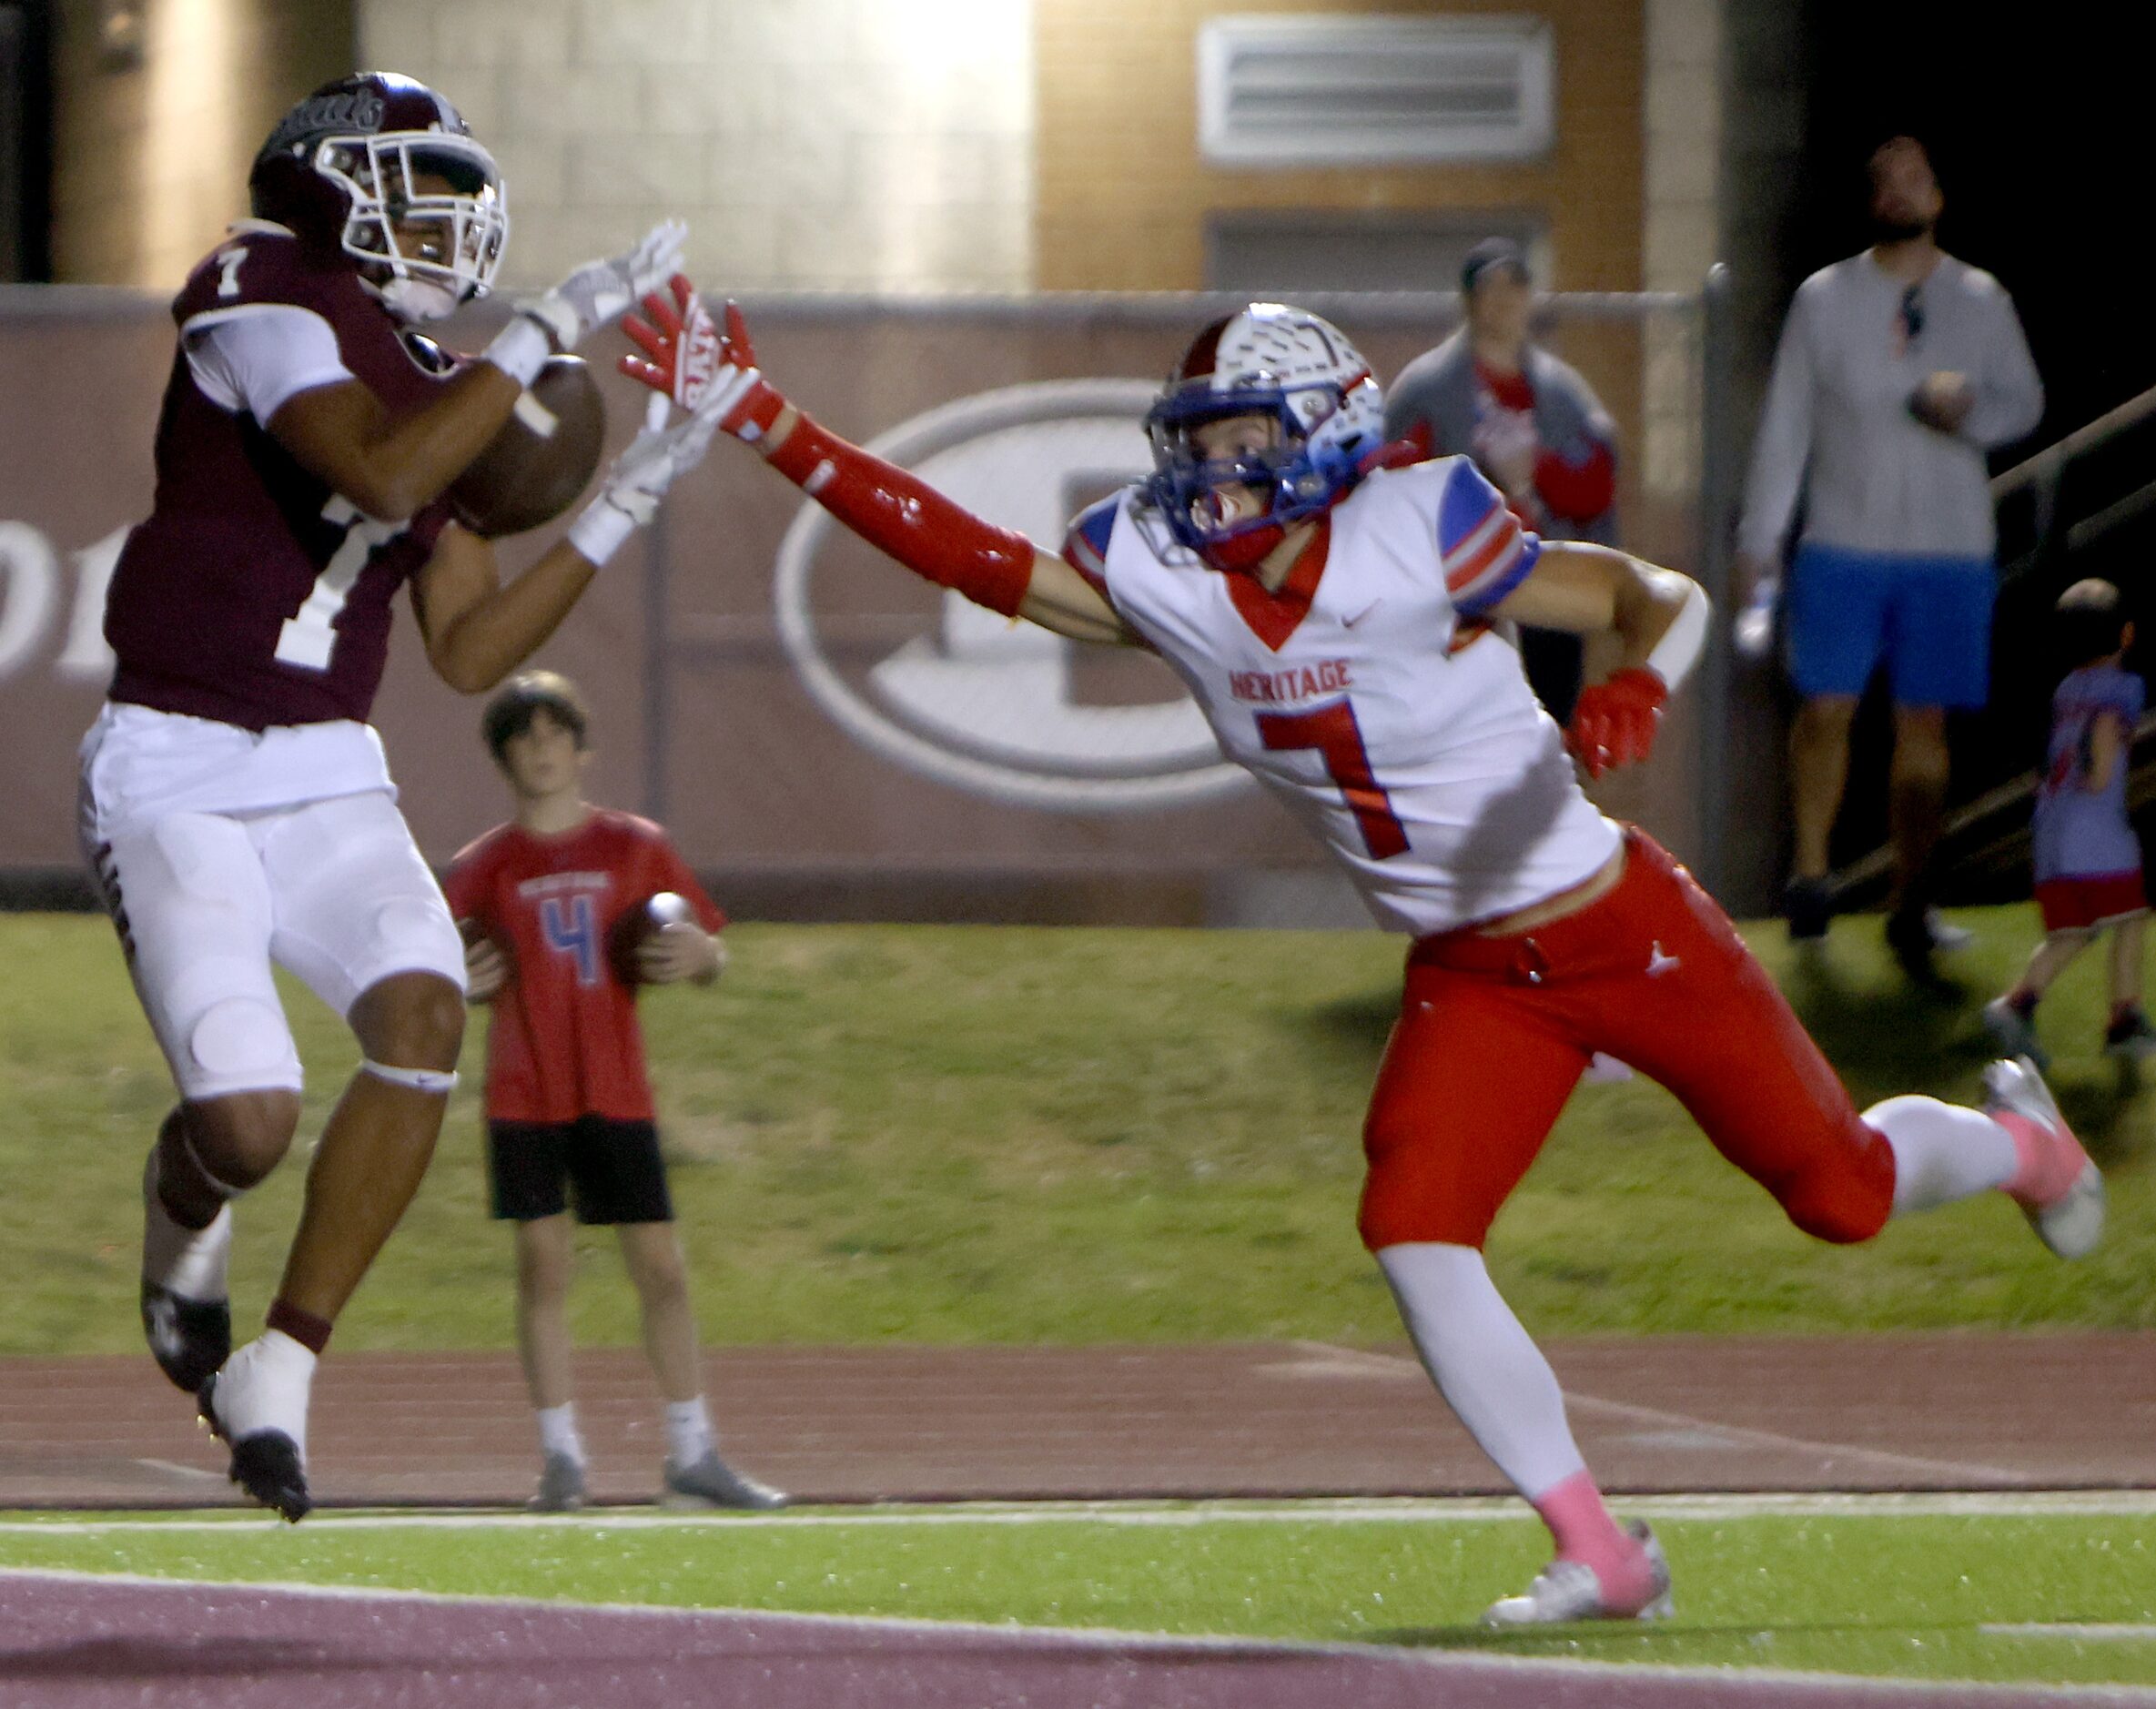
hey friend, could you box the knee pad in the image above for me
[188,998,291,1080]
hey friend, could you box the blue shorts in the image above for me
[1785,543,1995,709]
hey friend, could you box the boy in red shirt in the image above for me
[444,672,784,1512]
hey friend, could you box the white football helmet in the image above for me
[1144,303,1387,570]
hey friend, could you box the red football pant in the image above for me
[1358,831,1896,1251]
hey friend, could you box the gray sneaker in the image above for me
[1983,1057,2105,1259]
[662,1451,788,1511]
[1483,1520,1673,1627]
[528,1452,587,1513]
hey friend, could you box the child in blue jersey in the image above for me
[1986,580,2151,1065]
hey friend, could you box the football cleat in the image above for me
[661,1451,789,1512]
[140,1148,232,1393]
[1483,1520,1673,1628]
[1984,1057,2105,1259]
[197,1337,314,1523]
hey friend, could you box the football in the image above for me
[447,354,607,539]
[609,891,696,985]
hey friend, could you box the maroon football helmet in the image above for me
[249,72,508,320]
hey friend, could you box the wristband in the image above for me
[1644,571,1708,693]
[566,497,638,568]
[766,411,1034,617]
[481,315,553,389]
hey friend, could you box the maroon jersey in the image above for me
[104,222,458,733]
[443,811,726,1124]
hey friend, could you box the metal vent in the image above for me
[1198,14,1554,167]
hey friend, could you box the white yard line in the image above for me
[0,1490,2152,1535]
[1983,1624,2156,1643]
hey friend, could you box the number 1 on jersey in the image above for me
[1257,700,1409,859]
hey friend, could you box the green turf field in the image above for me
[2,901,2151,1357]
[2,1499,2152,1689]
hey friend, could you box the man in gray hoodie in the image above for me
[1740,137,2042,979]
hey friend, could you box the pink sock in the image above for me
[1532,1470,1653,1606]
[1995,1111,2075,1208]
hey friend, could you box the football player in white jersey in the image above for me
[627,288,2103,1625]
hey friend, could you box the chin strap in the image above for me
[361,1059,460,1096]
[765,412,1036,619]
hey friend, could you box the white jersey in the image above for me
[1066,457,1620,936]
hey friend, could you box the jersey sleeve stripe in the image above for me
[1451,533,1541,615]
[1060,495,1120,598]
[1442,502,1518,592]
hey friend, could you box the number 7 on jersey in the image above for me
[1256,701,1409,859]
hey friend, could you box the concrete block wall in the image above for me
[359,0,1035,294]
[1640,0,1722,502]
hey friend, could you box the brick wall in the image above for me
[1034,0,1646,293]
[359,0,1034,294]
[51,0,354,288]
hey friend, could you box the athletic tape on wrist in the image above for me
[1645,573,1708,693]
[481,315,553,389]
[767,412,1034,618]
[360,1059,460,1096]
[565,499,639,568]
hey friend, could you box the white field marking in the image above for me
[1,1565,2147,1704]
[1983,1624,2156,1642]
[130,1459,226,1484]
[2,1491,2155,1536]
[1280,1340,2035,1486]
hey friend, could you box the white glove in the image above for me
[1734,574,1779,662]
[565,390,725,567]
[519,219,690,352]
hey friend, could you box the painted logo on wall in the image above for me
[773,379,1249,810]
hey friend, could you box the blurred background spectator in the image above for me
[1386,238,1620,724]
[1738,136,2041,978]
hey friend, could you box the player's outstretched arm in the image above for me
[1491,541,1707,778]
[621,283,1132,647]
[268,222,690,524]
[411,404,725,693]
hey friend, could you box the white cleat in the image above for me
[1983,1057,2105,1259]
[198,1335,315,1522]
[1483,1521,1674,1628]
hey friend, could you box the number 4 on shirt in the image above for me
[540,895,602,986]
[1257,701,1409,859]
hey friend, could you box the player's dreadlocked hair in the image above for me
[482,670,590,765]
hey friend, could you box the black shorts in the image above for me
[487,1117,673,1225]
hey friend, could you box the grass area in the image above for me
[1,1502,2153,1688]
[3,901,2154,1357]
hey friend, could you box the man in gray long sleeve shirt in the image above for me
[1740,136,2042,977]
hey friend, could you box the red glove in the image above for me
[621,281,785,441]
[1565,667,1667,779]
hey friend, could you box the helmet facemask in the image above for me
[1145,381,1357,571]
[316,131,508,321]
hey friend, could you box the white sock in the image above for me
[665,1397,714,1469]
[141,1150,233,1301]
[1865,1096,2019,1217]
[536,1403,585,1465]
[1378,1242,1587,1498]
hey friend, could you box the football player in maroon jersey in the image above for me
[78,73,730,1522]
[446,672,785,1513]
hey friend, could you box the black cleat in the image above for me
[1885,905,1946,987]
[197,1372,312,1523]
[141,1282,230,1394]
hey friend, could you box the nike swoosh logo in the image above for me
[1343,600,1382,628]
